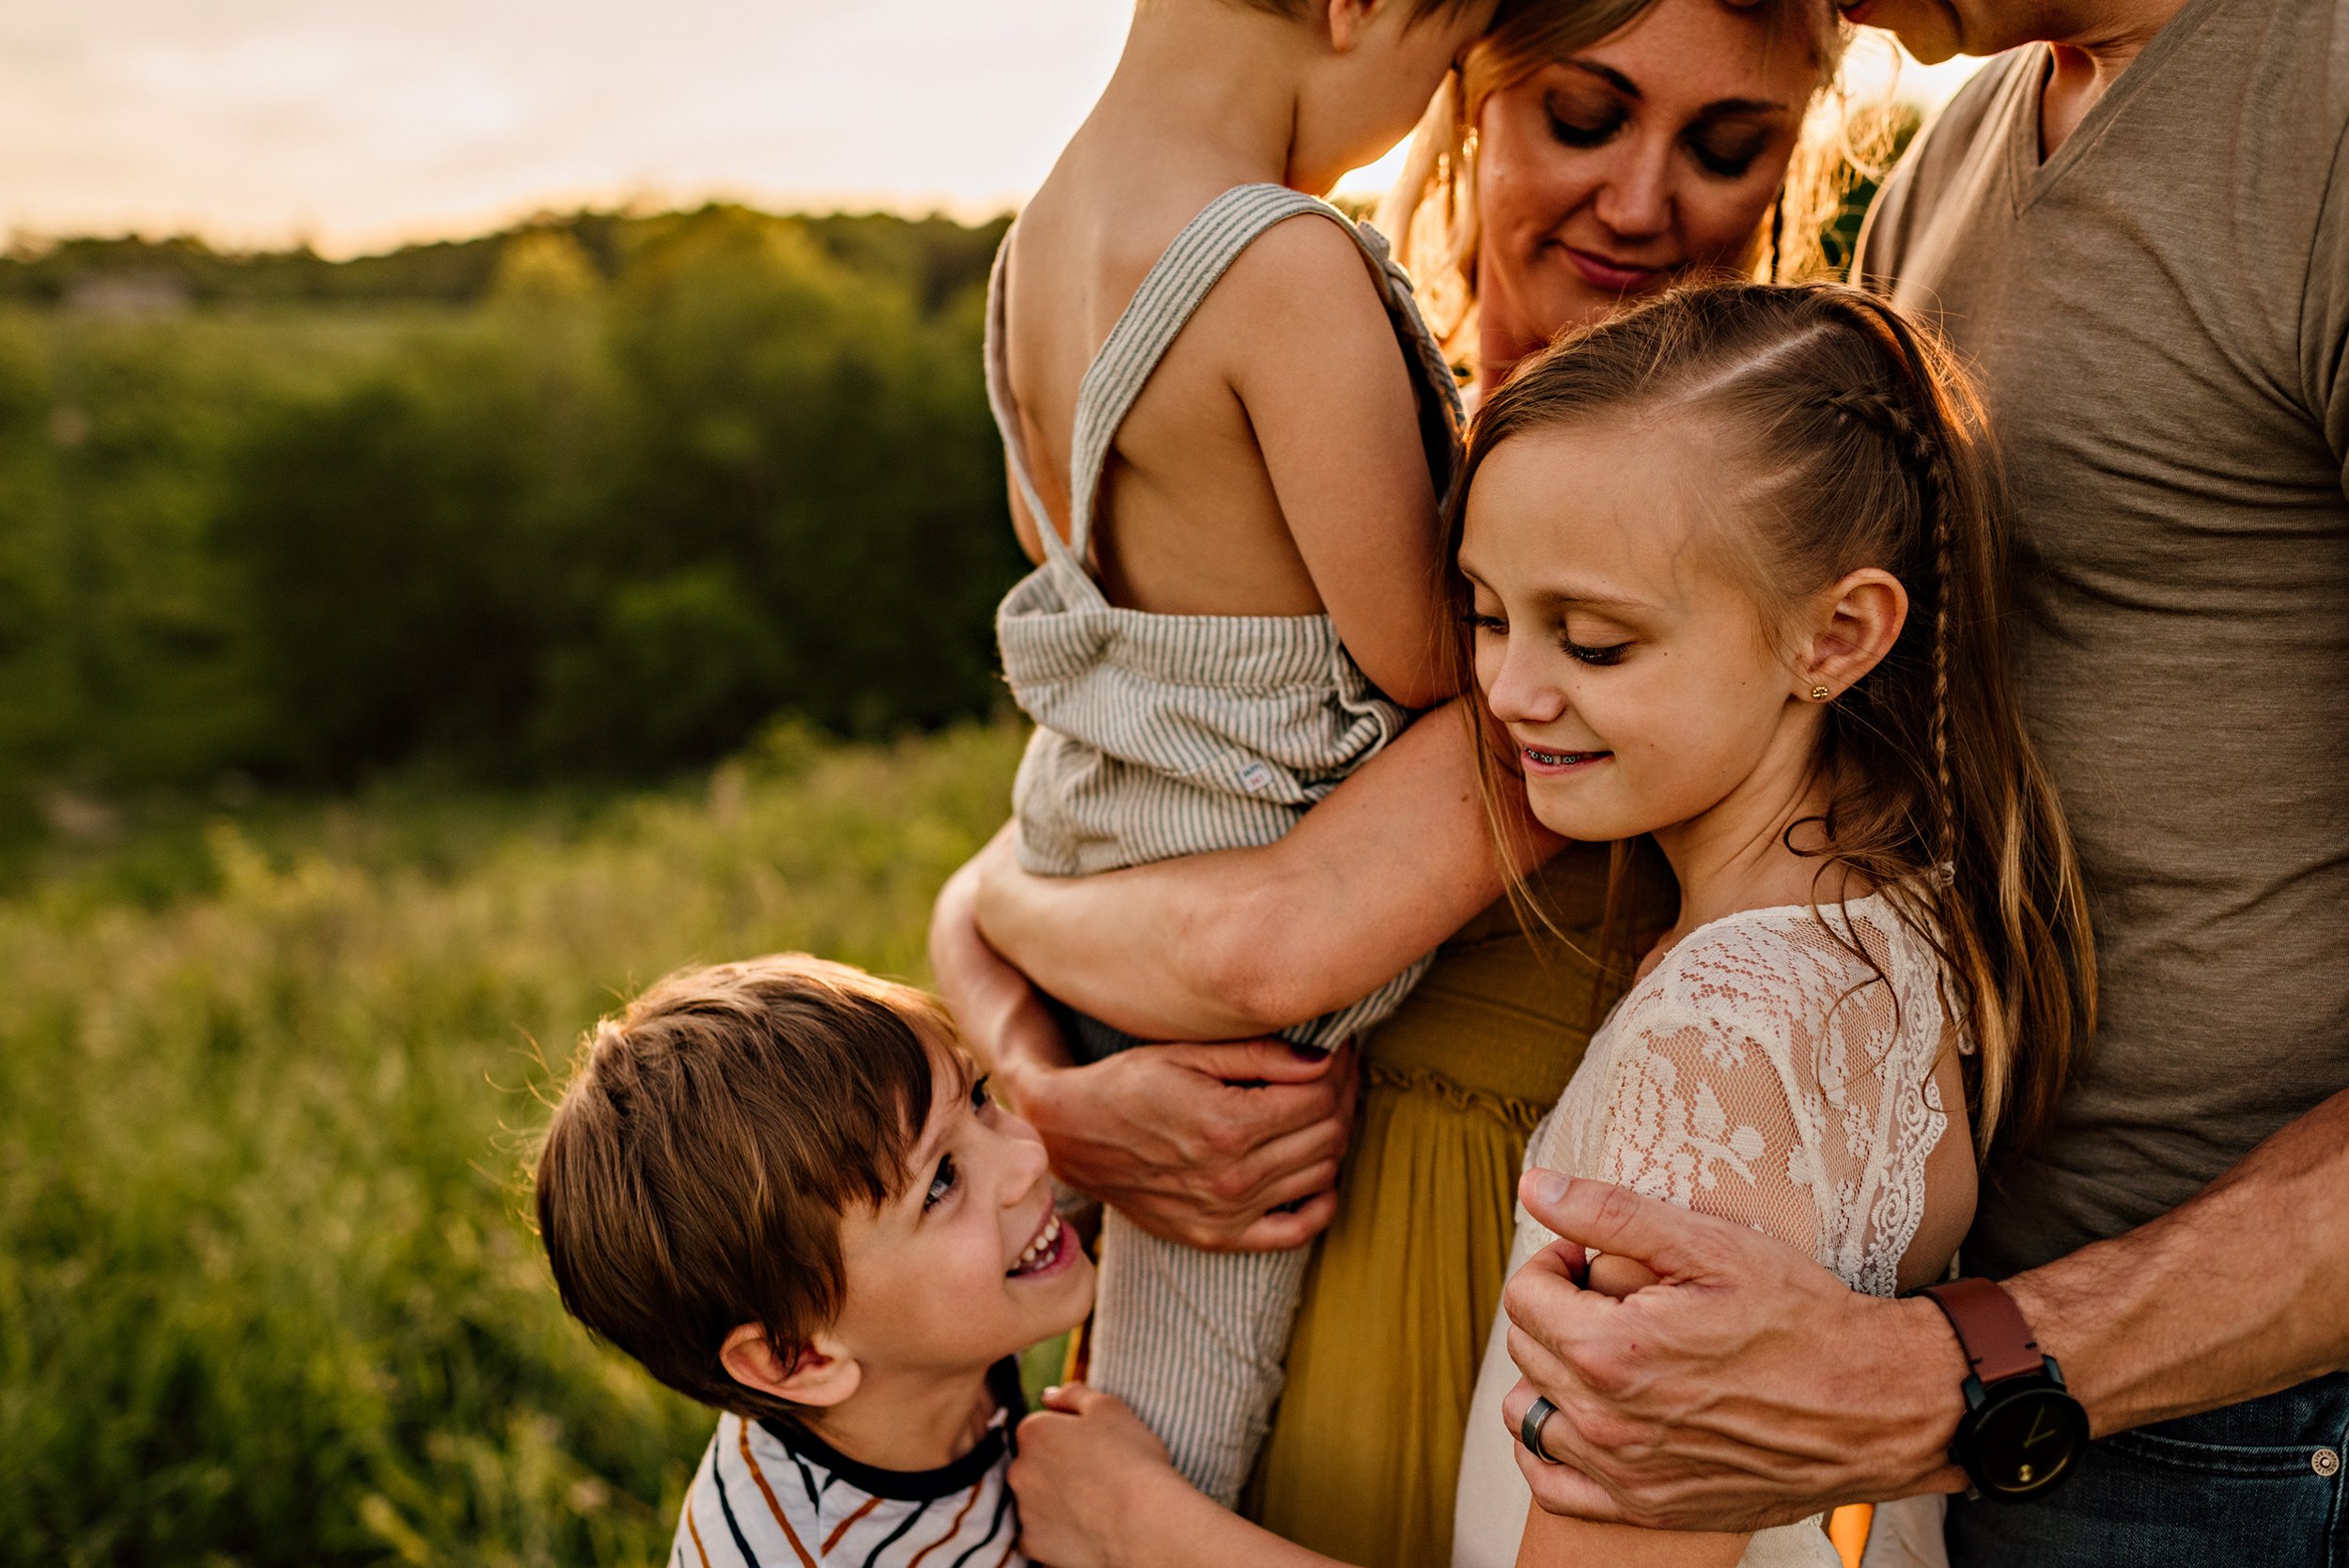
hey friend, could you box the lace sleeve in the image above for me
[1577,910,1952,1297]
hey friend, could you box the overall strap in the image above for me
[983,184,1394,576]
[1066,184,1361,563]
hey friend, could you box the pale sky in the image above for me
[2,1,1983,259]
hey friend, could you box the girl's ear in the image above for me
[1324,0,1378,52]
[721,1323,863,1409]
[1797,567,1908,700]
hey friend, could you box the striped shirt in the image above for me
[670,1370,1026,1568]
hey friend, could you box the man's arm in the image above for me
[1498,1089,2349,1530]
[972,704,1558,1040]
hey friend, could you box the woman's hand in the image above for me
[1014,1033,1360,1251]
[929,839,1360,1251]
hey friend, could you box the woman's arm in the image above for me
[929,850,1359,1251]
[1010,1385,1354,1568]
[973,704,1562,1040]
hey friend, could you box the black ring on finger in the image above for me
[1518,1395,1561,1464]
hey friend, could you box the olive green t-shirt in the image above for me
[1857,0,2349,1276]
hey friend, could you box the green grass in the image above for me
[0,722,1024,1567]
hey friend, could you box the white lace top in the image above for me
[1453,893,1965,1568]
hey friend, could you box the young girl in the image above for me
[1003,280,2093,1568]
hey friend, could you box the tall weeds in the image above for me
[0,723,1022,1566]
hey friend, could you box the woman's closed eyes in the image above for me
[1543,85,1774,182]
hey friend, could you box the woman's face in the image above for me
[1472,0,1823,369]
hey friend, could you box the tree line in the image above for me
[0,206,1025,800]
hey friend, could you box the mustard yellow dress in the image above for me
[1246,842,1667,1567]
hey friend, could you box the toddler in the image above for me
[985,0,1499,1505]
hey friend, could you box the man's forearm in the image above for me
[2010,1086,2349,1434]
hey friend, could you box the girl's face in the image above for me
[1472,0,1822,369]
[1459,414,1820,846]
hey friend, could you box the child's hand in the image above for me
[1587,1250,1663,1298]
[1527,1204,1661,1299]
[1009,1384,1181,1568]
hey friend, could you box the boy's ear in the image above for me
[1797,567,1909,700]
[721,1323,863,1409]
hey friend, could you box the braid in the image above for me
[1924,444,1957,884]
[1815,381,1958,880]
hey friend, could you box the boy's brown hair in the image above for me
[534,954,954,1421]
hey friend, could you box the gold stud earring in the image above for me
[1810,685,1832,702]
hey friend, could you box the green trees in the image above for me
[0,206,1024,796]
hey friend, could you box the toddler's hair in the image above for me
[533,954,957,1421]
[1449,279,2095,1154]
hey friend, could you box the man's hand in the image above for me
[1498,1170,1968,1532]
[1004,1038,1359,1251]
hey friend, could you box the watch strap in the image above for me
[1916,1278,2046,1386]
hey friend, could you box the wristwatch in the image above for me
[1913,1278,2090,1500]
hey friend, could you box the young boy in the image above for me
[985,0,1494,1505]
[535,955,1093,1567]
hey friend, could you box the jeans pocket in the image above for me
[2103,1427,2332,1480]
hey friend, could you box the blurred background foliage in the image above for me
[0,208,1023,821]
[0,721,1024,1567]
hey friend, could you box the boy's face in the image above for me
[825,1046,1093,1384]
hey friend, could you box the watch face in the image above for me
[1970,1384,2091,1497]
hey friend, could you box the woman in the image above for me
[927,0,1854,1560]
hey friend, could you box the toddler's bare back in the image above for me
[999,152,1452,706]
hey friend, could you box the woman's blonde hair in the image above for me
[1447,280,2097,1156]
[1377,0,1893,371]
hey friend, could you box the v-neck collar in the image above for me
[2003,0,2231,215]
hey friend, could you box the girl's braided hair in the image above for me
[1448,279,2096,1154]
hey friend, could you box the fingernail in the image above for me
[1286,1044,1326,1061]
[1529,1171,1570,1208]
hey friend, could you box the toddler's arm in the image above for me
[1222,215,1455,708]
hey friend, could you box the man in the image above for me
[1499,0,2349,1561]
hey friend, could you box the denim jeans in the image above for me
[1944,1373,2349,1566]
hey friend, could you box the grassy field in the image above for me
[0,722,1023,1567]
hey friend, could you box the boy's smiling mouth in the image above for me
[1007,1211,1072,1280]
